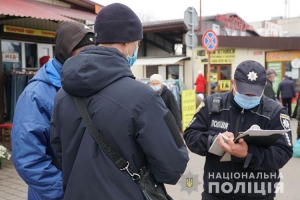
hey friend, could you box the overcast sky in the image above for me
[92,0,300,23]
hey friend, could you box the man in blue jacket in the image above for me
[277,75,296,117]
[50,3,189,200]
[184,60,293,200]
[11,21,94,200]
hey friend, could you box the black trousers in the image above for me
[282,98,292,117]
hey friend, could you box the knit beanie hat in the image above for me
[55,21,94,64]
[73,33,94,51]
[94,3,143,44]
[150,74,164,83]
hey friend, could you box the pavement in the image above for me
[0,119,299,200]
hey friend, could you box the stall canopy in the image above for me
[0,0,95,22]
[134,56,189,66]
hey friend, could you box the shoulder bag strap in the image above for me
[72,96,140,180]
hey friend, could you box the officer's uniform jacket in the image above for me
[184,91,293,200]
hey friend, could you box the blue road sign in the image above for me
[202,30,218,53]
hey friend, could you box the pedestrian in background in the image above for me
[11,22,94,200]
[277,74,296,117]
[194,70,206,95]
[264,68,277,100]
[149,74,182,131]
[50,3,188,200]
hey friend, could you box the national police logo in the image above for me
[186,178,193,188]
[280,114,291,130]
[247,71,258,81]
[178,170,201,195]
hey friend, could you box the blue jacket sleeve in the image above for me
[244,109,293,171]
[183,100,218,156]
[11,91,64,200]
[136,94,189,185]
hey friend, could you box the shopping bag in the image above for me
[293,139,300,158]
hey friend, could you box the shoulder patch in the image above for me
[280,113,291,130]
[196,102,205,113]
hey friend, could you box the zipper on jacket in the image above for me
[241,109,244,123]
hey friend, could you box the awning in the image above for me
[134,56,189,66]
[0,0,74,22]
[25,0,97,22]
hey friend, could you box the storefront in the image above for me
[195,48,235,93]
[0,25,57,122]
[266,51,300,92]
[0,0,98,123]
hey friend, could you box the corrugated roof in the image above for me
[0,0,74,22]
[25,0,97,22]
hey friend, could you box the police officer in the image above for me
[184,60,293,200]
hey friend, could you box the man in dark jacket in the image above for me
[184,60,293,200]
[11,22,94,200]
[264,68,277,100]
[50,3,189,200]
[149,74,182,131]
[277,75,296,116]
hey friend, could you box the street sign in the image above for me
[183,7,198,90]
[184,7,199,30]
[202,30,219,53]
[185,30,198,49]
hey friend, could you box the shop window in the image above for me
[285,62,292,76]
[1,40,23,122]
[53,45,56,58]
[167,65,179,79]
[1,40,22,73]
[25,43,37,68]
[146,66,158,78]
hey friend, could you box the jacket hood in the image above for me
[29,61,53,85]
[61,46,135,97]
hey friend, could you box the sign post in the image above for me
[202,30,218,96]
[184,7,198,89]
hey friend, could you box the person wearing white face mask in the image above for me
[184,60,293,200]
[149,74,182,131]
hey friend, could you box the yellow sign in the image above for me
[219,80,231,91]
[181,90,196,132]
[197,49,235,64]
[4,25,56,38]
[266,51,300,62]
[210,73,217,82]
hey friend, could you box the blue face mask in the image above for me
[234,91,261,109]
[150,85,161,92]
[126,44,138,67]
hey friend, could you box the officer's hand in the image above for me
[221,131,234,139]
[218,137,248,158]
